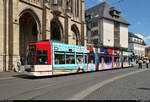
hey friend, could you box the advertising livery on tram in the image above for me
[24,40,136,77]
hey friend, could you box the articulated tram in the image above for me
[24,40,136,76]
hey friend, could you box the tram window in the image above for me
[55,53,65,64]
[129,57,133,62]
[99,56,104,63]
[76,55,83,63]
[85,55,87,64]
[114,57,119,62]
[89,56,95,63]
[36,50,48,65]
[26,45,36,65]
[66,54,75,64]
[123,57,128,62]
[27,52,35,65]
[104,56,112,63]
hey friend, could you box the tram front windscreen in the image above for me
[26,45,36,65]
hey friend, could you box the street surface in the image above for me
[0,65,150,100]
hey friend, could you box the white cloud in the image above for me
[144,36,150,41]
[137,21,142,25]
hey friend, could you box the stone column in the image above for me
[12,20,20,69]
[81,0,86,46]
[0,0,4,72]
[42,0,46,40]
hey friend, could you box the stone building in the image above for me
[0,0,86,72]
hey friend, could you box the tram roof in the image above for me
[25,40,62,44]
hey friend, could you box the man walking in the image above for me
[146,60,149,68]
[138,59,143,69]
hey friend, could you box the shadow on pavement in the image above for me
[12,66,140,80]
[138,88,150,91]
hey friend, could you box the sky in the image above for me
[85,0,150,46]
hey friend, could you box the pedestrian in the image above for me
[17,60,21,72]
[20,56,24,65]
[138,59,143,69]
[77,57,84,73]
[12,64,18,72]
[146,60,149,68]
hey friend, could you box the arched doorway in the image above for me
[71,25,80,45]
[51,20,62,41]
[19,12,39,63]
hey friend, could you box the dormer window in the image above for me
[110,7,121,19]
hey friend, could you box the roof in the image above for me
[128,32,146,46]
[128,32,143,40]
[85,2,130,25]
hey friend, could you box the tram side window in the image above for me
[99,56,104,63]
[89,56,95,63]
[36,50,48,65]
[27,45,36,65]
[66,54,75,64]
[85,55,87,64]
[27,51,35,65]
[123,56,128,62]
[129,57,133,62]
[55,53,65,64]
[114,56,119,62]
[104,56,112,63]
[76,55,83,63]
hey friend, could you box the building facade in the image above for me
[85,2,129,50]
[128,32,146,58]
[145,46,150,57]
[0,0,86,72]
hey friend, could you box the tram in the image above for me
[24,40,89,76]
[24,40,135,76]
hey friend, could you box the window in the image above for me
[75,0,79,17]
[99,56,104,63]
[123,56,128,62]
[66,53,75,64]
[85,55,87,64]
[26,45,36,65]
[55,52,65,64]
[49,0,54,4]
[104,56,112,63]
[58,0,62,6]
[36,50,48,65]
[114,22,120,48]
[70,0,73,13]
[72,31,76,40]
[91,30,98,37]
[76,54,83,63]
[92,22,98,28]
[114,56,120,63]
[89,56,95,63]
